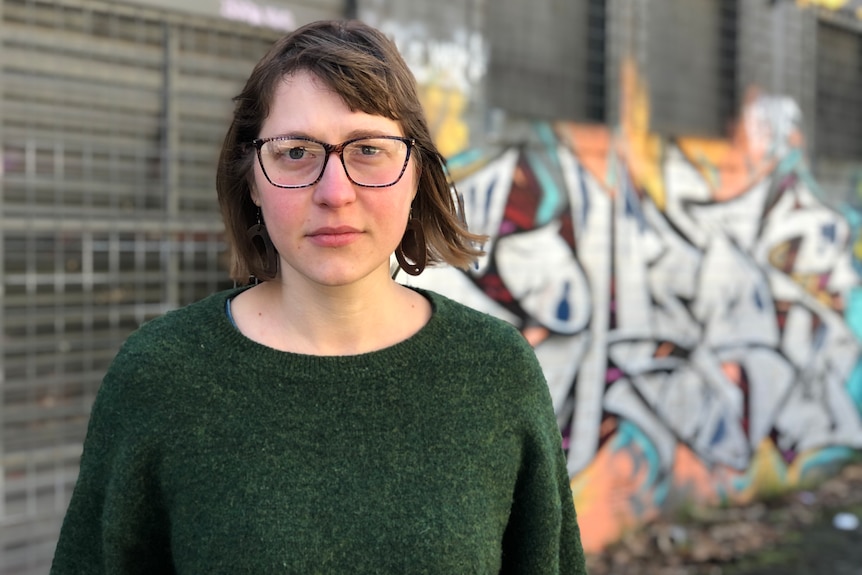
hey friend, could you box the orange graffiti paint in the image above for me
[570,433,662,552]
[557,123,615,192]
[619,59,666,209]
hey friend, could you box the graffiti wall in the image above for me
[405,62,862,551]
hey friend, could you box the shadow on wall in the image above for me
[404,59,862,552]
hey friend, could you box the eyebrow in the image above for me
[266,128,404,142]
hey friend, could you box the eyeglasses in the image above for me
[250,135,415,189]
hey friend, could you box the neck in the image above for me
[246,269,429,356]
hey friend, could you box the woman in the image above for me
[51,19,587,574]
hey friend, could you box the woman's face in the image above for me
[251,70,417,288]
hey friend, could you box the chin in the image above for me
[287,256,391,288]
[307,268,376,288]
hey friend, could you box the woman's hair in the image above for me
[217,19,486,283]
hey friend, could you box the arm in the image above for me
[51,345,174,574]
[499,342,588,575]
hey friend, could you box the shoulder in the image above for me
[85,288,244,434]
[100,288,240,395]
[420,288,516,333]
[120,288,238,355]
[421,288,532,349]
[416,289,557,430]
[133,288,237,338]
[418,288,545,382]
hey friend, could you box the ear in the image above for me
[250,181,261,206]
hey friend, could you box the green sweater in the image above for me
[51,287,587,574]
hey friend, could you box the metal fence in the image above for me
[0,0,280,571]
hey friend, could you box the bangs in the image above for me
[288,55,402,122]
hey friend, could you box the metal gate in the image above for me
[0,1,280,571]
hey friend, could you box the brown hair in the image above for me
[217,19,485,283]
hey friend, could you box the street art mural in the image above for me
[405,62,862,551]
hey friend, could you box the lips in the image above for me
[307,226,362,248]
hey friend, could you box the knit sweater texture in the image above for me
[51,287,587,574]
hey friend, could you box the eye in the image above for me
[358,144,381,156]
[266,139,321,161]
[287,147,306,160]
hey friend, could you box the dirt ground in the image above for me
[585,460,862,575]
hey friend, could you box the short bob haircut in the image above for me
[217,19,486,284]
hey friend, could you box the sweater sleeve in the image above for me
[499,338,588,575]
[50,341,174,574]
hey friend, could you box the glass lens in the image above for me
[342,138,409,186]
[259,137,409,188]
[260,139,327,187]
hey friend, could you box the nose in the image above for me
[312,152,356,207]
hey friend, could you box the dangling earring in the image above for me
[247,207,278,280]
[395,213,427,276]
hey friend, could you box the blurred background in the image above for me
[1,0,861,573]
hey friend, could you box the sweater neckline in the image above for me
[210,285,444,368]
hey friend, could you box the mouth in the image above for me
[307,226,362,248]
